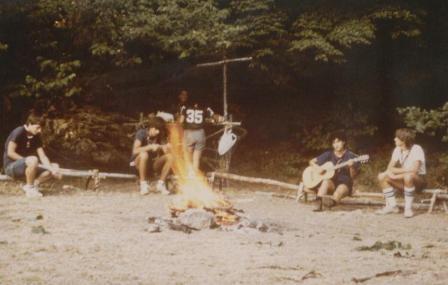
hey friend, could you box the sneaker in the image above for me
[156,180,170,195]
[139,182,149,195]
[404,209,414,218]
[22,185,43,198]
[375,205,399,215]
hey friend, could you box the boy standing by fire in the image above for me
[179,91,224,172]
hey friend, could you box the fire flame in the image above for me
[167,123,233,214]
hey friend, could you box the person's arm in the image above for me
[347,159,359,178]
[389,161,420,175]
[37,147,51,168]
[37,147,60,175]
[7,141,23,161]
[132,139,161,156]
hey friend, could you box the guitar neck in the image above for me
[332,161,351,171]
[332,157,365,170]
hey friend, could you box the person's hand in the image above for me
[347,159,354,167]
[161,144,171,152]
[50,164,62,179]
[386,170,398,180]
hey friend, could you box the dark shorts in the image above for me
[4,159,46,179]
[332,176,353,193]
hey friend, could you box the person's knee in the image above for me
[139,152,149,161]
[378,172,387,182]
[25,156,39,168]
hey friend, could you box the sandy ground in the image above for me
[1,181,448,285]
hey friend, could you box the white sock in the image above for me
[404,187,415,210]
[140,181,148,186]
[383,187,397,207]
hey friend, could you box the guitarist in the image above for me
[306,131,360,211]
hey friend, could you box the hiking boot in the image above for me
[139,182,149,195]
[375,205,399,215]
[156,180,170,195]
[404,208,414,218]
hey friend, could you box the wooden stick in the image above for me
[211,172,301,191]
[196,57,253,67]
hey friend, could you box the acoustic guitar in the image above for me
[302,154,369,189]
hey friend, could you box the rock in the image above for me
[146,224,161,233]
[177,209,215,230]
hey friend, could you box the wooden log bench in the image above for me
[1,168,136,191]
[420,189,448,214]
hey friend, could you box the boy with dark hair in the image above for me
[3,113,61,197]
[131,116,173,195]
[377,128,426,218]
[305,131,360,211]
[179,92,223,172]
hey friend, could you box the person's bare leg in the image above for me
[25,156,39,185]
[403,173,425,218]
[135,152,149,182]
[153,154,174,181]
[314,180,334,211]
[35,171,51,187]
[192,150,202,172]
[332,184,350,205]
[135,152,150,195]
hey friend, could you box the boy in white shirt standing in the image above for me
[377,128,426,218]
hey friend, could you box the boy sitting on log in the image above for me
[377,128,426,218]
[131,116,173,195]
[3,113,61,197]
[303,131,360,211]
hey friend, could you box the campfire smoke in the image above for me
[167,123,238,225]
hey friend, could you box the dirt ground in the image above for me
[1,181,448,285]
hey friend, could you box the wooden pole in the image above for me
[223,62,228,118]
[210,171,301,191]
[196,56,252,120]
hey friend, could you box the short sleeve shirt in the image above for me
[316,150,360,188]
[391,144,426,175]
[130,129,164,161]
[181,104,214,129]
[3,126,42,168]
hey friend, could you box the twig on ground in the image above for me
[352,270,403,283]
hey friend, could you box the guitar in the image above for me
[302,154,370,189]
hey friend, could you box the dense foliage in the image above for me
[1,1,446,186]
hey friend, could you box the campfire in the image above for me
[167,123,240,226]
[145,123,278,234]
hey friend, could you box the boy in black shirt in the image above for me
[3,114,61,197]
[306,132,360,211]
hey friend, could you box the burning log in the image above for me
[167,123,241,226]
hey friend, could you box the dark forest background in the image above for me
[1,0,447,188]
